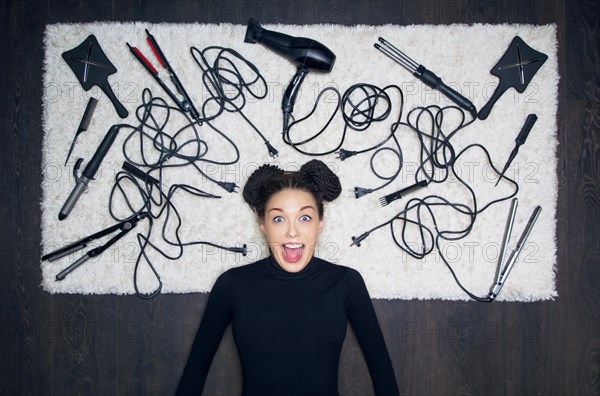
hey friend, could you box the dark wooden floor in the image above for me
[2,0,598,395]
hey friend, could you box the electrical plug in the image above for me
[335,149,357,161]
[353,187,372,199]
[218,181,238,193]
[351,232,370,247]
[229,244,248,256]
[265,141,279,157]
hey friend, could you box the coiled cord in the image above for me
[190,46,279,157]
[283,86,342,155]
[336,84,405,197]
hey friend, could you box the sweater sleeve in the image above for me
[176,271,233,396]
[346,269,400,396]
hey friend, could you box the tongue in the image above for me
[283,245,303,263]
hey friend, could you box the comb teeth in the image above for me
[378,180,429,207]
[79,97,98,131]
[379,192,401,207]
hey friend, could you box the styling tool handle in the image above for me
[379,180,429,207]
[282,67,309,132]
[42,242,87,262]
[82,125,120,179]
[415,66,477,117]
[122,161,160,185]
[282,67,308,114]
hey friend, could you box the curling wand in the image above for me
[375,37,478,118]
[59,124,121,220]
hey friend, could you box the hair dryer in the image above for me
[244,18,336,133]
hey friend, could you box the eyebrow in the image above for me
[267,205,316,213]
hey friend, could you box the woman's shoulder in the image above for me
[220,257,270,279]
[314,257,364,281]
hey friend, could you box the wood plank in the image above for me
[1,0,53,394]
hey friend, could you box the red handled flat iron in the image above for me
[127,30,201,122]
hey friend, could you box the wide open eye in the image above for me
[299,214,312,222]
[273,216,285,223]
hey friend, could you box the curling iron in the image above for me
[244,18,336,133]
[375,37,478,118]
[59,125,121,220]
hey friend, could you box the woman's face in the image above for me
[260,188,324,273]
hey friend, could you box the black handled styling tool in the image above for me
[495,113,537,187]
[42,213,147,281]
[127,30,200,122]
[379,180,429,207]
[375,37,478,118]
[478,36,547,120]
[65,97,98,166]
[244,18,336,133]
[488,198,542,300]
[59,125,121,221]
[62,35,128,118]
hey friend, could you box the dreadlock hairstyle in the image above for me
[242,160,342,218]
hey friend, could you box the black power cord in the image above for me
[108,101,250,297]
[190,45,279,157]
[282,86,342,155]
[257,75,521,301]
[335,84,405,198]
[104,44,274,298]
[351,139,519,302]
[403,104,475,185]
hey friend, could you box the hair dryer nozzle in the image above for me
[244,18,263,44]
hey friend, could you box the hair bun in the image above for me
[243,164,284,207]
[300,160,342,202]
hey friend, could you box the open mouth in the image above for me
[282,243,305,263]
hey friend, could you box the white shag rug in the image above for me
[40,22,559,301]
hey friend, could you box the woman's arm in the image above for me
[176,272,233,396]
[346,269,400,396]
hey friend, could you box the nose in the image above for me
[287,222,298,238]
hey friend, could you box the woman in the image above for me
[176,160,399,395]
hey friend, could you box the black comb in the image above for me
[64,97,98,166]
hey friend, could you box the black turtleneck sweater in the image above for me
[176,256,399,396]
